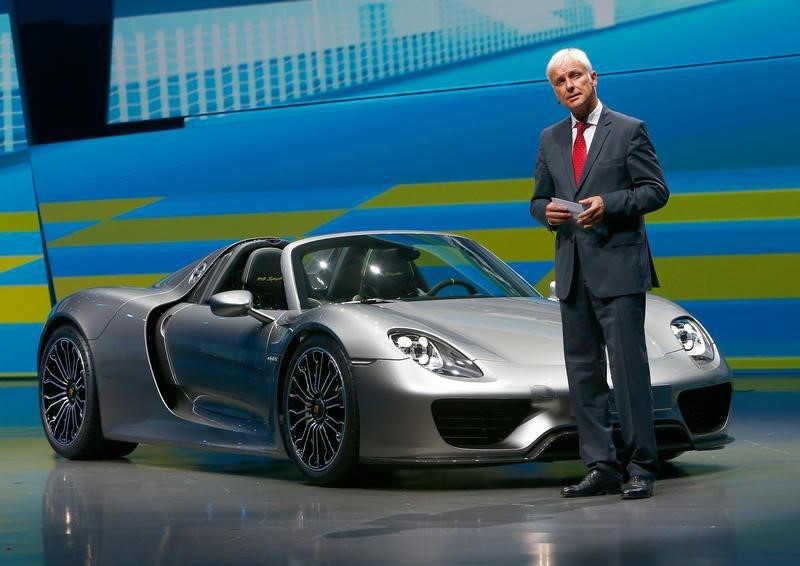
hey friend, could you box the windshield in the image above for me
[295,233,540,306]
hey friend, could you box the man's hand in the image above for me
[545,200,573,226]
[577,195,605,228]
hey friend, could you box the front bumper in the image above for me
[353,352,734,465]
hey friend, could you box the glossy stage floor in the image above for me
[1,378,798,565]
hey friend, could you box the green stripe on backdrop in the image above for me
[36,186,800,249]
[358,181,800,224]
[727,357,800,371]
[0,255,41,274]
[654,254,800,300]
[462,227,554,261]
[39,197,162,221]
[649,188,800,223]
[0,211,40,232]
[532,254,800,300]
[48,209,346,246]
[52,273,167,300]
[0,285,52,323]
[360,178,533,208]
[40,232,800,302]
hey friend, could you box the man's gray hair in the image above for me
[546,48,593,82]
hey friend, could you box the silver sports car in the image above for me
[38,231,733,484]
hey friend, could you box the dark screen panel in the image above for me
[10,0,182,144]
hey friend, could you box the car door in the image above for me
[159,302,280,427]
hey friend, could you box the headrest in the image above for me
[362,247,419,299]
[242,247,284,298]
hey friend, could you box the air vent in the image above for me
[431,399,531,448]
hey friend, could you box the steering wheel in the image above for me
[426,278,479,296]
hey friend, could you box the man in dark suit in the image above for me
[530,48,669,499]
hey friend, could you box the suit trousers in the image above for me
[559,250,660,481]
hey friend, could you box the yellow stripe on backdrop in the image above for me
[532,254,800,301]
[35,186,800,249]
[654,254,800,300]
[460,227,554,261]
[359,178,533,208]
[22,183,799,375]
[0,211,40,232]
[48,210,346,247]
[38,197,163,222]
[0,286,52,323]
[649,188,800,223]
[728,357,800,371]
[359,181,800,223]
[53,274,167,300]
[0,255,41,274]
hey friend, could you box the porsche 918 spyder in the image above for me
[38,231,733,484]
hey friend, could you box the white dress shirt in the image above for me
[571,100,603,152]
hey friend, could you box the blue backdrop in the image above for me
[1,0,798,375]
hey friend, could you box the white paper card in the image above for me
[551,197,585,219]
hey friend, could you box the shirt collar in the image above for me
[571,100,603,128]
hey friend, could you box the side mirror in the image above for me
[209,290,275,323]
[548,280,559,302]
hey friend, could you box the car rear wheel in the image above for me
[39,325,137,459]
[281,336,359,485]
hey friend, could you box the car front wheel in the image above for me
[39,325,137,459]
[281,335,359,485]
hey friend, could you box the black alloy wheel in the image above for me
[39,325,137,459]
[282,335,359,485]
[41,335,87,446]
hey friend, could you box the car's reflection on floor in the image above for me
[36,450,736,565]
[1,386,798,565]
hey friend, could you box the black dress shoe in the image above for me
[621,476,654,499]
[561,470,620,497]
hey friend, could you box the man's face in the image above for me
[549,60,598,118]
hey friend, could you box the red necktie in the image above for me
[573,120,588,184]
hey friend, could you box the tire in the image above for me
[39,325,138,460]
[281,335,359,485]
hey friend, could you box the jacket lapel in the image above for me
[556,118,577,198]
[576,107,612,193]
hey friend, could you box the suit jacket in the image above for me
[530,107,669,299]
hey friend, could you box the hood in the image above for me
[371,297,566,365]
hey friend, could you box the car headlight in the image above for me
[670,317,715,363]
[389,331,483,378]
